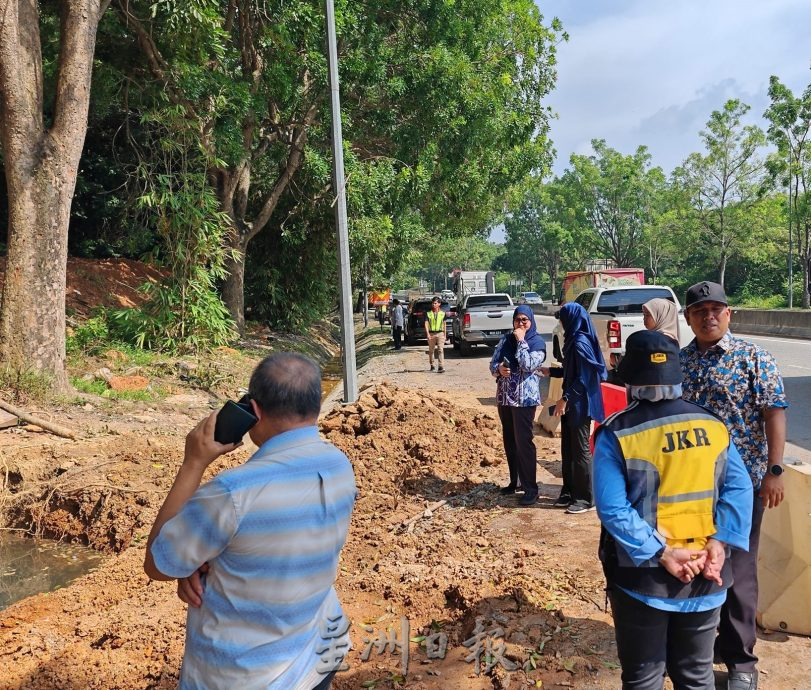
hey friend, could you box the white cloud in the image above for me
[538,0,811,173]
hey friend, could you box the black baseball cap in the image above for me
[617,330,682,387]
[685,281,728,309]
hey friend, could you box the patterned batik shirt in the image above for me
[680,332,788,486]
[489,338,546,407]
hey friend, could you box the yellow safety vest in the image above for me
[426,310,445,332]
[597,397,732,599]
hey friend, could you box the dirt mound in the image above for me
[0,256,166,319]
[0,382,616,690]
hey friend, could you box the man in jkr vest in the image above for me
[424,296,446,373]
[593,330,753,690]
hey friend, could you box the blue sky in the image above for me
[490,1,810,242]
[537,0,811,175]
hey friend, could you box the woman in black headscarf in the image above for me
[489,305,547,505]
[546,302,607,514]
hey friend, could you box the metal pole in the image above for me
[325,0,357,403]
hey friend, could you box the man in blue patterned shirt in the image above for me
[680,281,787,690]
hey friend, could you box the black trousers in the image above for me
[560,413,592,504]
[392,326,403,349]
[610,587,721,690]
[497,405,538,496]
[715,496,765,672]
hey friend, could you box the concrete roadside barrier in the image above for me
[731,309,811,340]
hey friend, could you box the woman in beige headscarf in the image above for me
[642,298,679,342]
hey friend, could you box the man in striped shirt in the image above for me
[145,353,356,690]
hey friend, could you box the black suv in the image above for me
[404,298,456,345]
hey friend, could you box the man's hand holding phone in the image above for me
[184,410,244,470]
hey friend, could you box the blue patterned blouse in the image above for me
[680,332,788,486]
[489,337,547,407]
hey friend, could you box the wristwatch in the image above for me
[768,464,784,477]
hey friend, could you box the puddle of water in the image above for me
[0,533,105,611]
[321,358,343,400]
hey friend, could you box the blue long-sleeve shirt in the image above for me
[489,338,546,407]
[593,428,753,612]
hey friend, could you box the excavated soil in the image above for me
[1,339,810,689]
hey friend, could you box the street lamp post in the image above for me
[325,0,358,403]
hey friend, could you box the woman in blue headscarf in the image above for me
[546,302,607,514]
[489,305,547,505]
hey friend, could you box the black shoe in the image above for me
[499,484,517,495]
[565,501,595,514]
[519,492,538,506]
[727,671,758,690]
[437,366,445,373]
[429,365,435,371]
[553,492,572,508]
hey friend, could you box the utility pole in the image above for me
[325,0,358,403]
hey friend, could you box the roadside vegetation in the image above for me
[0,3,808,395]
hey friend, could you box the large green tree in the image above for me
[113,0,563,333]
[764,76,811,308]
[564,140,665,268]
[502,180,572,298]
[674,99,767,289]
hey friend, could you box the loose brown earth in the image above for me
[2,318,810,689]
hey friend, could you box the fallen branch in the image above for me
[0,399,77,440]
[395,499,448,533]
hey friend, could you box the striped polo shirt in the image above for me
[151,426,356,690]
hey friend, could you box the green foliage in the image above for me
[501,179,573,298]
[70,376,166,402]
[66,313,111,355]
[0,366,53,404]
[112,107,237,352]
[764,76,811,307]
[565,141,666,268]
[673,100,767,288]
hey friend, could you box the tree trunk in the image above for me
[0,157,75,389]
[718,253,727,291]
[222,241,248,334]
[0,0,106,389]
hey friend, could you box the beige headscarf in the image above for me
[643,298,679,342]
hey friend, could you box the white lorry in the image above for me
[452,270,495,300]
[452,293,514,356]
[552,285,691,379]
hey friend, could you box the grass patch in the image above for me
[69,376,167,402]
[0,366,54,404]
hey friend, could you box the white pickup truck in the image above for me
[452,293,514,356]
[552,285,692,380]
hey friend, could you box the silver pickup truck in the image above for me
[552,285,691,378]
[452,293,514,356]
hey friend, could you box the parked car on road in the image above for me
[404,298,456,345]
[451,293,514,356]
[517,291,543,305]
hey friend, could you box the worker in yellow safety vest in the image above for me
[593,330,753,690]
[424,296,446,373]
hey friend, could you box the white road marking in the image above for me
[745,334,811,346]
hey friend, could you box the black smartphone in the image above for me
[214,394,258,444]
